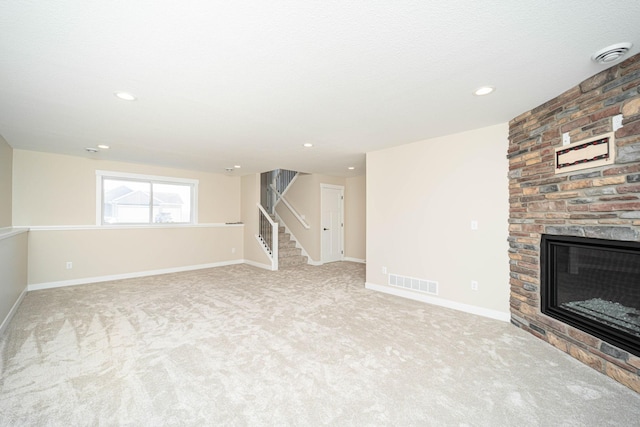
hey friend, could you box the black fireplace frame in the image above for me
[540,234,640,357]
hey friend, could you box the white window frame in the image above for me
[96,170,199,226]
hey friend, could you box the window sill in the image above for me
[0,227,30,241]
[16,223,244,231]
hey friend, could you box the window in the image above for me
[97,171,198,225]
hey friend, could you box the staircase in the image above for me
[258,168,307,269]
[274,218,308,267]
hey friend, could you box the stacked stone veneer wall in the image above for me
[508,53,640,393]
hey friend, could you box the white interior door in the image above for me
[321,184,344,263]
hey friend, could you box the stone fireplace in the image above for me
[508,53,640,393]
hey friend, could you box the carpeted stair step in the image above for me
[275,223,308,267]
[279,233,297,249]
[279,255,308,267]
[279,246,302,258]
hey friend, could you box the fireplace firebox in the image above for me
[541,234,640,357]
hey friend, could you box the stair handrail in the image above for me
[270,183,310,230]
[275,169,297,195]
[257,203,278,270]
[267,169,298,214]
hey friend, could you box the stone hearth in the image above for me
[508,53,640,393]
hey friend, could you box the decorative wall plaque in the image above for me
[555,132,615,174]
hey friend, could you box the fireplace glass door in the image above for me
[541,234,640,357]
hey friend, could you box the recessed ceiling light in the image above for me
[303,143,313,148]
[225,167,234,172]
[234,165,241,169]
[85,147,99,153]
[473,86,495,96]
[114,91,136,101]
[97,144,110,150]
[348,166,355,170]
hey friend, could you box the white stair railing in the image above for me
[275,169,296,195]
[266,169,297,214]
[257,203,278,270]
[265,169,310,229]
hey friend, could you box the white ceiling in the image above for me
[1,1,639,177]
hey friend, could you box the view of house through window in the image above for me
[100,174,195,225]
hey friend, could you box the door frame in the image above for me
[320,183,345,264]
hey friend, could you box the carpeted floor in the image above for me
[1,262,639,426]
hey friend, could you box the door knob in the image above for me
[323,228,329,231]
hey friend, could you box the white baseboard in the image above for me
[0,286,28,336]
[243,259,276,271]
[343,257,365,264]
[365,282,510,323]
[28,259,245,291]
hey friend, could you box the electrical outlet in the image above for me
[562,132,571,146]
[231,247,236,254]
[471,280,478,291]
[66,261,73,269]
[471,220,478,230]
[382,266,387,274]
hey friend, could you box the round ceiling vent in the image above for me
[592,42,633,64]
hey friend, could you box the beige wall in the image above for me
[0,231,28,332]
[0,135,12,228]
[13,150,241,226]
[275,174,345,262]
[28,226,242,285]
[13,150,244,286]
[345,174,366,261]
[241,173,272,268]
[0,137,27,333]
[366,123,510,316]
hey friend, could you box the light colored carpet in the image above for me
[1,262,639,426]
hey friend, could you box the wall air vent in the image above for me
[389,273,438,296]
[591,42,632,64]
